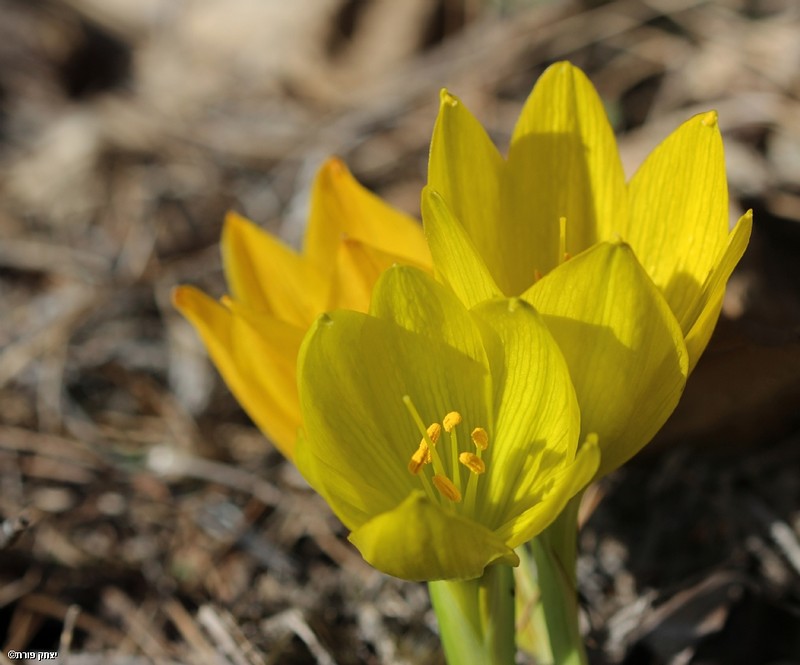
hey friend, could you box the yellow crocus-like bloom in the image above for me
[296,265,600,581]
[174,158,431,458]
[424,62,751,477]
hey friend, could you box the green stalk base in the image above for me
[428,564,516,665]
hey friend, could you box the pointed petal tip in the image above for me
[700,110,719,128]
[439,88,458,107]
[421,184,442,204]
[172,284,208,314]
[605,234,630,249]
[588,238,635,259]
[320,155,348,179]
[222,210,260,250]
[548,60,573,72]
[505,297,534,315]
[223,209,252,229]
[735,208,754,237]
[171,284,190,310]
[540,60,581,80]
[313,156,353,195]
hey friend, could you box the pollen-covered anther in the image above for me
[432,474,462,502]
[425,422,442,445]
[407,442,429,475]
[459,452,485,475]
[471,427,489,451]
[442,411,462,432]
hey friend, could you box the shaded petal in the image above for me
[370,265,488,368]
[305,157,431,270]
[294,430,391,530]
[626,111,729,332]
[173,286,303,458]
[495,439,599,547]
[221,211,326,326]
[683,211,753,372]
[428,90,507,290]
[469,298,581,530]
[327,238,382,313]
[501,61,628,289]
[422,186,501,307]
[327,238,429,313]
[349,491,519,581]
[522,242,688,477]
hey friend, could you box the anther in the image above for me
[443,412,462,432]
[426,423,442,445]
[471,427,489,451]
[432,474,462,502]
[459,452,486,475]
[408,442,430,475]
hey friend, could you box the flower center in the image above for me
[403,395,488,515]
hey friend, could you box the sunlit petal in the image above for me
[523,242,688,477]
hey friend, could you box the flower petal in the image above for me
[421,186,501,307]
[522,242,689,477]
[683,210,753,371]
[626,111,729,333]
[370,265,488,368]
[495,438,599,547]
[428,90,508,290]
[173,286,303,458]
[305,157,431,270]
[221,211,325,326]
[327,238,429,313]
[469,298,581,530]
[348,491,519,581]
[501,61,628,288]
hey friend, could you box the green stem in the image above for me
[530,495,587,665]
[428,564,516,665]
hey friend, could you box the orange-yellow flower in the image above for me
[174,158,431,457]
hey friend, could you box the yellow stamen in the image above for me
[408,441,429,475]
[471,427,489,451]
[443,411,462,432]
[432,474,462,503]
[426,423,442,445]
[459,452,485,475]
[403,396,446,475]
[559,216,568,265]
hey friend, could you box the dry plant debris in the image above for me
[1,0,799,663]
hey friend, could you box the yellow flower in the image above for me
[296,265,599,581]
[424,62,751,476]
[173,158,431,458]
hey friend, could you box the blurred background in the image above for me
[1,0,799,663]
